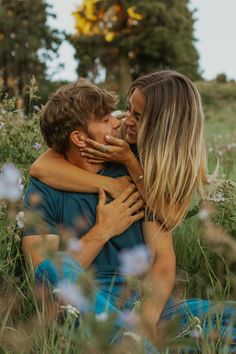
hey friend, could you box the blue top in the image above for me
[23,162,144,293]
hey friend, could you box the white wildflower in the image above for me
[33,142,42,150]
[55,281,90,312]
[16,211,24,228]
[0,163,23,201]
[33,105,40,112]
[123,331,141,342]
[0,122,5,129]
[95,312,108,322]
[60,304,80,318]
[119,245,150,276]
[198,208,209,220]
[208,192,225,203]
[119,310,139,328]
[68,239,81,252]
[192,324,203,339]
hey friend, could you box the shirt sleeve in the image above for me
[23,178,59,237]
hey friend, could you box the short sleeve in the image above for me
[23,178,59,237]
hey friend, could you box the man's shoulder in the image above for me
[24,177,62,207]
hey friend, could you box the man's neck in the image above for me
[65,149,104,174]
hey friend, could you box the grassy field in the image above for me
[0,81,235,353]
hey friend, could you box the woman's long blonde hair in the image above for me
[129,70,208,230]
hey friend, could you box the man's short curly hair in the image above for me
[40,79,117,154]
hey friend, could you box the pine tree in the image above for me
[0,0,62,106]
[71,0,200,101]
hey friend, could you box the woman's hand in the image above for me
[107,176,134,199]
[80,135,134,166]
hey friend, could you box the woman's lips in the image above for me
[126,127,136,136]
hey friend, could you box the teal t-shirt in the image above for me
[23,163,144,285]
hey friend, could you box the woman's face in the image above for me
[125,88,145,145]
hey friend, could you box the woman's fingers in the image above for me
[85,138,112,152]
[105,135,125,147]
[81,148,108,158]
[88,159,105,164]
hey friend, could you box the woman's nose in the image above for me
[125,112,135,126]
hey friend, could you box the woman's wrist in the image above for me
[123,149,136,167]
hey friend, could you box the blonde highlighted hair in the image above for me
[129,70,208,230]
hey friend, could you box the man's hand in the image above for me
[96,185,144,240]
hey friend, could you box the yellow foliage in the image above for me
[127,6,143,20]
[105,31,116,42]
[84,0,100,21]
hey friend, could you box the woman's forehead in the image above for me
[130,88,145,113]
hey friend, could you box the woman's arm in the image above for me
[30,148,132,198]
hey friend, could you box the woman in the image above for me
[31,70,208,231]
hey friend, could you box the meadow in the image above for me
[0,81,235,353]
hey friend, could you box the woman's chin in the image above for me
[125,133,137,145]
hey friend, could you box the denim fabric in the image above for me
[35,254,236,353]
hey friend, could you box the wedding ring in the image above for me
[102,144,108,153]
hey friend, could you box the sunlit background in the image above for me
[46,0,236,82]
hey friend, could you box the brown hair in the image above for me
[40,79,117,154]
[129,70,208,230]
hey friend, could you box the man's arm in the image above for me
[141,221,176,332]
[22,234,60,269]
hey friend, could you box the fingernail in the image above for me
[81,153,85,156]
[105,135,110,140]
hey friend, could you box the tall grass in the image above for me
[0,81,236,353]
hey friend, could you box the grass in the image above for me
[0,80,236,353]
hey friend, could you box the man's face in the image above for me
[87,113,121,144]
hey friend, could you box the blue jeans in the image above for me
[35,254,236,352]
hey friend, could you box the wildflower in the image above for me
[0,122,5,129]
[68,239,81,252]
[33,142,42,150]
[123,331,141,342]
[0,163,23,201]
[192,324,203,339]
[95,312,108,322]
[16,211,24,228]
[59,304,80,318]
[119,310,139,329]
[33,105,40,112]
[54,281,90,312]
[208,192,225,203]
[198,208,209,220]
[119,245,150,276]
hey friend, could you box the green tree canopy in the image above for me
[0,0,62,105]
[71,0,200,101]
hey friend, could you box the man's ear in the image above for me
[70,130,87,148]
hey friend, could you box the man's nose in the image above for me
[112,117,121,129]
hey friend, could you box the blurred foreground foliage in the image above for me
[0,80,236,353]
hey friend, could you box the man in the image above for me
[23,79,176,334]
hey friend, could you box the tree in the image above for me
[71,0,200,102]
[0,0,62,106]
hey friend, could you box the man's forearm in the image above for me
[68,225,109,269]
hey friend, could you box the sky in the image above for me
[46,0,236,82]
